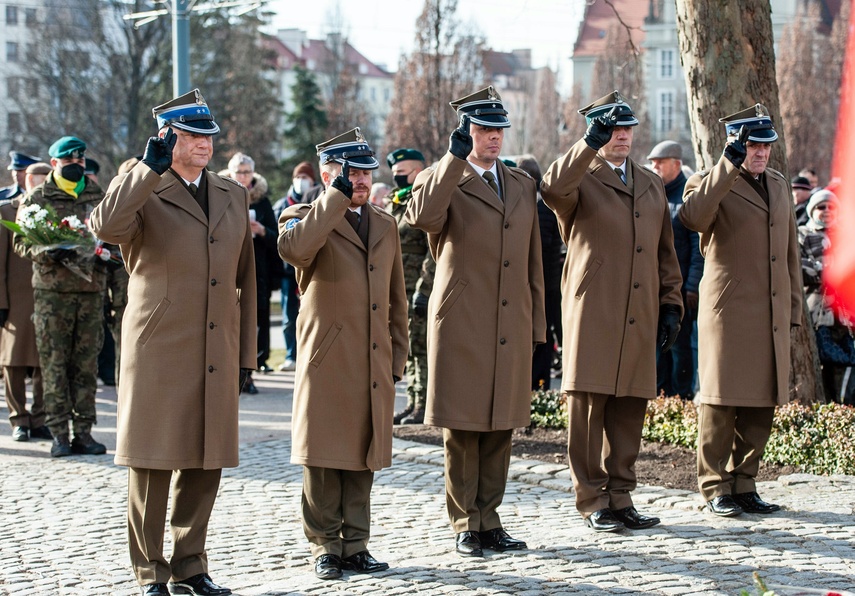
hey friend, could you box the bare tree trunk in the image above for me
[675,0,823,403]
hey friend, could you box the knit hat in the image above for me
[807,189,838,218]
[292,161,316,182]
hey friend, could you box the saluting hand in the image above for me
[142,127,178,176]
[583,106,619,151]
[449,114,473,160]
[723,124,750,168]
[331,160,354,199]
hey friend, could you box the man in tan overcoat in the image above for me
[406,87,546,557]
[680,104,802,518]
[278,128,408,581]
[541,91,683,533]
[0,177,50,443]
[91,89,256,596]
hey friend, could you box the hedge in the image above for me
[529,391,855,476]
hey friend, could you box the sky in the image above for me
[269,0,586,91]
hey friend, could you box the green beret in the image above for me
[386,148,426,168]
[48,136,86,159]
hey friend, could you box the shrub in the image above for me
[528,391,855,476]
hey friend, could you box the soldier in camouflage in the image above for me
[387,149,434,424]
[13,136,108,458]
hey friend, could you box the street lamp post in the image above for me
[173,0,191,95]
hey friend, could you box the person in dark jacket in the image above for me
[225,153,277,391]
[518,155,563,390]
[648,141,703,399]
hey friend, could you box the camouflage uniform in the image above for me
[388,186,434,415]
[14,173,107,438]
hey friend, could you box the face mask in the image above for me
[293,178,312,195]
[394,174,410,189]
[60,163,85,182]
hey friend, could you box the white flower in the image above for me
[62,215,85,230]
[19,204,47,228]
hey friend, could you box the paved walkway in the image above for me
[1,371,854,595]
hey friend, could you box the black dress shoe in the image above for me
[455,531,483,557]
[341,550,389,573]
[584,508,625,532]
[71,432,107,455]
[169,573,231,595]
[50,435,72,458]
[242,379,259,395]
[393,405,414,424]
[611,506,660,530]
[706,495,744,517]
[29,425,53,440]
[479,528,527,551]
[12,426,29,442]
[140,583,169,595]
[733,491,781,514]
[401,408,425,424]
[314,553,343,580]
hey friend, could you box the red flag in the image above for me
[825,7,855,310]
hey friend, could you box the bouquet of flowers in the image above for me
[1,203,97,281]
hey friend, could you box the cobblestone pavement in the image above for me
[1,372,854,595]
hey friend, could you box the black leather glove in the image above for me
[448,114,473,160]
[583,106,619,151]
[723,124,749,168]
[46,248,77,263]
[0,309,8,327]
[412,291,428,318]
[657,304,682,353]
[331,160,353,199]
[239,368,252,394]
[393,375,401,383]
[142,127,178,176]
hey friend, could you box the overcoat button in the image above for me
[372,303,377,310]
[635,212,640,218]
[372,343,377,350]
[208,365,214,372]
[504,222,509,229]
[209,236,215,243]
[633,282,639,289]
[629,318,635,324]
[636,246,642,253]
[771,256,777,262]
[372,381,377,389]
[502,299,508,306]
[369,264,374,271]
[211,279,217,286]
[209,322,215,329]
[503,260,509,267]
[500,338,506,345]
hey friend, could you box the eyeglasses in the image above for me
[814,205,835,211]
[234,170,253,175]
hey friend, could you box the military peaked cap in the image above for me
[316,128,379,170]
[720,103,778,143]
[7,151,41,171]
[579,90,639,127]
[450,86,511,128]
[152,88,220,135]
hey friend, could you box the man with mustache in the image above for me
[278,128,408,580]
[541,91,683,533]
[406,86,545,557]
[680,104,801,518]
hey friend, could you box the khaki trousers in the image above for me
[443,428,513,533]
[567,391,648,517]
[301,466,374,558]
[3,366,44,428]
[127,467,222,585]
[697,403,775,501]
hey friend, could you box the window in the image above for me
[370,87,376,101]
[659,48,674,79]
[25,78,38,97]
[8,113,22,134]
[7,77,19,99]
[25,8,36,26]
[6,42,19,63]
[659,90,675,133]
[6,6,18,25]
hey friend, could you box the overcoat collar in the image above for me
[334,204,391,252]
[458,160,521,216]
[590,157,651,201]
[730,170,774,212]
[156,170,233,228]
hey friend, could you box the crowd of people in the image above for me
[0,80,847,595]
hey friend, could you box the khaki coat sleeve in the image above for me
[540,138,598,219]
[528,200,547,343]
[787,202,804,325]
[405,152,466,233]
[656,191,685,315]
[389,231,409,378]
[277,187,351,267]
[236,189,258,369]
[679,155,739,234]
[89,162,160,243]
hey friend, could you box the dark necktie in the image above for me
[483,171,500,197]
[345,209,360,231]
[188,182,198,197]
[614,167,626,185]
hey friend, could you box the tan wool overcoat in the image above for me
[90,163,257,470]
[406,153,546,431]
[278,187,409,472]
[541,139,683,399]
[679,156,802,407]
[0,200,39,366]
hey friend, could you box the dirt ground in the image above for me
[392,425,799,492]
